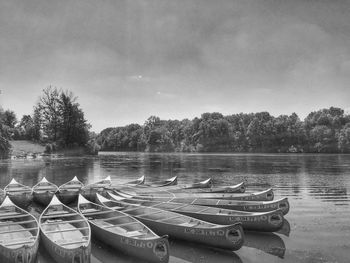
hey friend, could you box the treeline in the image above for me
[96,107,350,153]
[0,87,92,156]
[0,109,12,158]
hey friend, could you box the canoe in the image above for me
[124,175,145,186]
[32,177,58,206]
[0,196,39,263]
[80,176,112,202]
[110,192,284,232]
[118,192,289,215]
[134,182,246,194]
[107,178,215,195]
[4,179,33,208]
[95,193,244,250]
[77,195,169,263]
[57,176,84,204]
[118,188,274,202]
[39,195,91,263]
[146,176,178,187]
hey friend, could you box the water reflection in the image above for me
[244,232,286,259]
[169,240,242,263]
[276,219,291,237]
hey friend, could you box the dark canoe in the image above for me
[123,194,289,215]
[125,181,245,194]
[146,176,178,187]
[110,193,284,232]
[124,175,145,186]
[154,182,245,194]
[77,195,169,263]
[245,231,286,258]
[0,196,39,263]
[119,188,274,202]
[4,179,33,208]
[80,176,112,202]
[39,196,91,263]
[108,178,214,195]
[32,177,58,206]
[95,193,244,251]
[57,176,84,204]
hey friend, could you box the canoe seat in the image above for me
[43,213,77,219]
[0,214,28,220]
[0,227,37,235]
[42,219,86,225]
[45,226,89,234]
[57,237,89,247]
[83,210,114,216]
[0,220,36,226]
[91,215,128,222]
[103,221,138,229]
[0,236,36,247]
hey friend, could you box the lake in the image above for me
[0,152,349,263]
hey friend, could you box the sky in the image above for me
[0,0,350,132]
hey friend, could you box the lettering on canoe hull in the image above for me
[229,215,268,222]
[184,228,225,236]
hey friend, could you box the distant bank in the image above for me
[9,140,87,158]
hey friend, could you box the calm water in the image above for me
[1,153,350,263]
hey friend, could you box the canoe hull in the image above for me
[175,210,284,232]
[0,239,39,263]
[90,224,169,263]
[57,190,80,204]
[33,191,55,206]
[136,217,244,251]
[6,193,32,208]
[40,232,90,263]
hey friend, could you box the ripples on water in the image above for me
[1,153,350,262]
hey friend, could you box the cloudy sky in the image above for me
[1,0,350,132]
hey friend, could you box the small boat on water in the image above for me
[57,176,84,204]
[109,178,214,195]
[0,196,39,263]
[120,193,289,215]
[96,193,244,250]
[124,175,145,186]
[146,176,178,187]
[119,188,274,202]
[39,195,91,263]
[77,195,169,263]
[110,192,284,232]
[32,177,58,206]
[80,176,112,202]
[4,179,33,208]
[141,182,246,194]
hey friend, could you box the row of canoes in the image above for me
[0,175,290,263]
[0,192,243,263]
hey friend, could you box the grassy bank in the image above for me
[10,140,45,156]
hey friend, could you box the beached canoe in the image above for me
[95,193,244,250]
[80,176,112,202]
[39,195,91,263]
[0,196,39,263]
[110,192,284,232]
[146,176,178,187]
[118,188,274,202]
[124,175,145,186]
[4,179,33,208]
[78,195,169,263]
[117,191,289,215]
[57,176,84,204]
[107,178,215,195]
[133,182,246,194]
[32,177,58,206]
